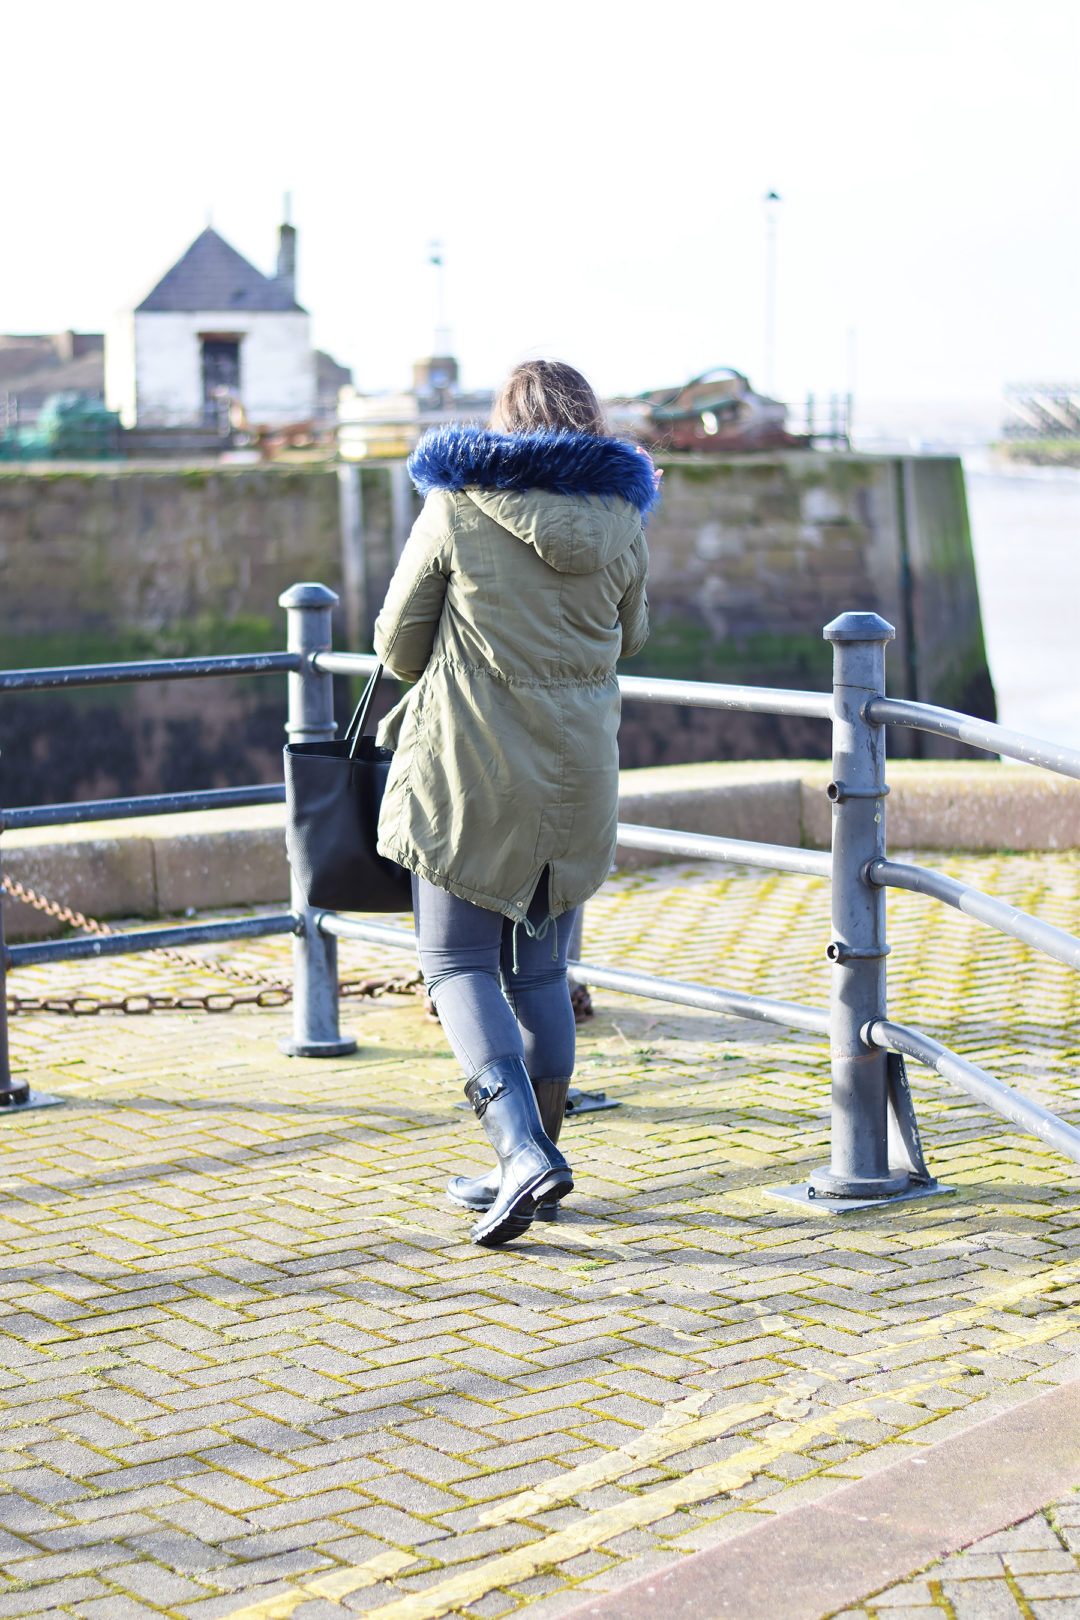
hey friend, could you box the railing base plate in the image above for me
[565,1087,620,1116]
[764,1179,955,1214]
[0,1090,65,1113]
[278,1037,358,1059]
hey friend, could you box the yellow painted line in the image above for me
[358,1367,963,1620]
[221,1263,1080,1619]
[353,1314,1080,1619]
[478,1386,768,1528]
[480,1260,1080,1528]
[219,1248,1080,1619]
[220,1549,416,1619]
[218,1358,979,1620]
[851,1259,1080,1345]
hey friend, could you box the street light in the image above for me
[428,240,450,357]
[763,190,781,396]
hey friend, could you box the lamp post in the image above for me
[429,240,450,357]
[763,189,781,396]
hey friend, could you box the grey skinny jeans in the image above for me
[413,872,580,1082]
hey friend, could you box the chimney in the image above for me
[276,195,296,300]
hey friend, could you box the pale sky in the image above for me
[3,0,1077,408]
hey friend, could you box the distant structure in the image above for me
[106,218,317,430]
[0,333,105,428]
[613,367,805,453]
[338,367,494,460]
[1003,383,1080,440]
[339,354,494,461]
[338,242,493,461]
[340,363,819,462]
[413,354,461,411]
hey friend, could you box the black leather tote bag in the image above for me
[283,664,413,912]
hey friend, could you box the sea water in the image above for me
[965,458,1080,754]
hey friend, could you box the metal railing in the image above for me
[3,588,1080,1209]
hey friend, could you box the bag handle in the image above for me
[342,663,384,761]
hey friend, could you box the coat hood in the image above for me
[407,423,658,576]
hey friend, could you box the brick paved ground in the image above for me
[1,852,1080,1619]
[837,1492,1080,1618]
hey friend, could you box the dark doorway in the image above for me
[200,336,241,426]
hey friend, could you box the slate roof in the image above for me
[136,228,305,314]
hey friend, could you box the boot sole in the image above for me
[448,1187,565,1217]
[471,1171,574,1248]
[445,1186,495,1213]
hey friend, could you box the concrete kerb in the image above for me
[4,761,1080,940]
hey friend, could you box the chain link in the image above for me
[2,874,286,983]
[1,875,422,1017]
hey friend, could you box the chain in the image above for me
[5,972,424,1017]
[2,874,284,983]
[1,874,422,1017]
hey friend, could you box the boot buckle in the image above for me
[464,1077,508,1119]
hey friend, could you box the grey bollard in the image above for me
[0,846,61,1112]
[811,612,908,1199]
[0,848,27,1106]
[278,582,357,1058]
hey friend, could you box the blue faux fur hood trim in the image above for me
[407,424,660,516]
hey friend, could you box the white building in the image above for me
[106,223,316,429]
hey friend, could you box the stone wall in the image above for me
[0,452,993,807]
[0,465,342,806]
[619,452,993,765]
[0,465,340,641]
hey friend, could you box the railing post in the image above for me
[0,842,61,1112]
[0,848,27,1107]
[278,582,357,1058]
[813,611,908,1199]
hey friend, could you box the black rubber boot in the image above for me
[464,1057,573,1247]
[531,1079,572,1221]
[446,1078,572,1219]
[445,1162,500,1213]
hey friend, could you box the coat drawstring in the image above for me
[510,911,559,976]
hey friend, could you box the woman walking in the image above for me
[373,361,656,1246]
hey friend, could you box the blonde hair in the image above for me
[491,360,607,437]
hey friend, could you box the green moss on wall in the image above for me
[660,459,735,485]
[622,614,833,687]
[0,614,278,674]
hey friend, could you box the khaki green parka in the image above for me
[373,433,651,924]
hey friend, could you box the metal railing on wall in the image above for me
[3,583,1080,1212]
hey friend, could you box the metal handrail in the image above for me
[869,858,1080,973]
[866,695,1080,781]
[315,914,831,1038]
[8,913,297,969]
[615,824,831,878]
[4,784,286,832]
[618,674,832,719]
[0,651,301,692]
[318,815,834,1036]
[311,649,834,720]
[867,1019,1080,1164]
[309,650,380,678]
[3,585,1080,1204]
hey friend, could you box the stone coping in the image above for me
[2,761,1078,940]
[617,759,1080,859]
